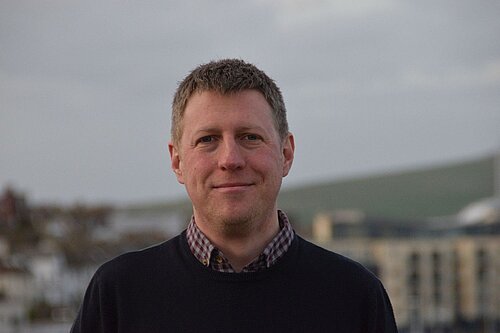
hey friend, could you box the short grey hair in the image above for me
[171,59,288,145]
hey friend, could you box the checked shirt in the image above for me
[186,210,294,273]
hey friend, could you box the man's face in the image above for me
[169,89,294,231]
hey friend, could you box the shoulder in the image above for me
[292,237,398,331]
[71,236,186,333]
[93,234,183,283]
[295,236,380,288]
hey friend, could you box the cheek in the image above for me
[184,158,211,183]
[254,155,283,178]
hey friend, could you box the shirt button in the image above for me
[215,256,223,264]
[202,259,208,266]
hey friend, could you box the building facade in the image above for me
[312,211,500,332]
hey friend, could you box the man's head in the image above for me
[168,59,294,235]
[171,59,288,146]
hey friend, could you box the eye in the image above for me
[243,134,261,141]
[197,135,216,144]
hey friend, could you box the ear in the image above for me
[282,133,295,177]
[168,142,184,184]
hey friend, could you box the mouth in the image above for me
[212,183,254,192]
[213,182,253,188]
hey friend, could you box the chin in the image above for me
[215,206,256,226]
[219,210,254,225]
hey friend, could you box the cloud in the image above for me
[404,59,500,90]
[264,0,398,29]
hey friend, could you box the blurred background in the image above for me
[1,1,499,332]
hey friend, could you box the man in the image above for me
[71,59,398,332]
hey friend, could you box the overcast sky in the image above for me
[1,0,499,206]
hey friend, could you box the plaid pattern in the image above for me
[186,210,294,273]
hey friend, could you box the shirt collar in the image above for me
[186,210,294,273]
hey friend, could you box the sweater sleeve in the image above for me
[70,269,118,333]
[362,278,399,333]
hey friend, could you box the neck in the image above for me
[194,210,280,272]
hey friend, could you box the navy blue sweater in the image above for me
[71,232,398,332]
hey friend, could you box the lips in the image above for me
[212,182,255,194]
[213,182,254,189]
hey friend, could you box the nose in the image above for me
[218,139,246,171]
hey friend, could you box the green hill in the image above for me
[278,155,495,226]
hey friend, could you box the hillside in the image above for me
[278,155,495,226]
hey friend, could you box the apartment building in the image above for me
[312,204,500,332]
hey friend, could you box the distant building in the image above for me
[0,261,34,331]
[312,198,500,333]
[93,208,185,242]
[0,187,29,228]
[0,238,9,259]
